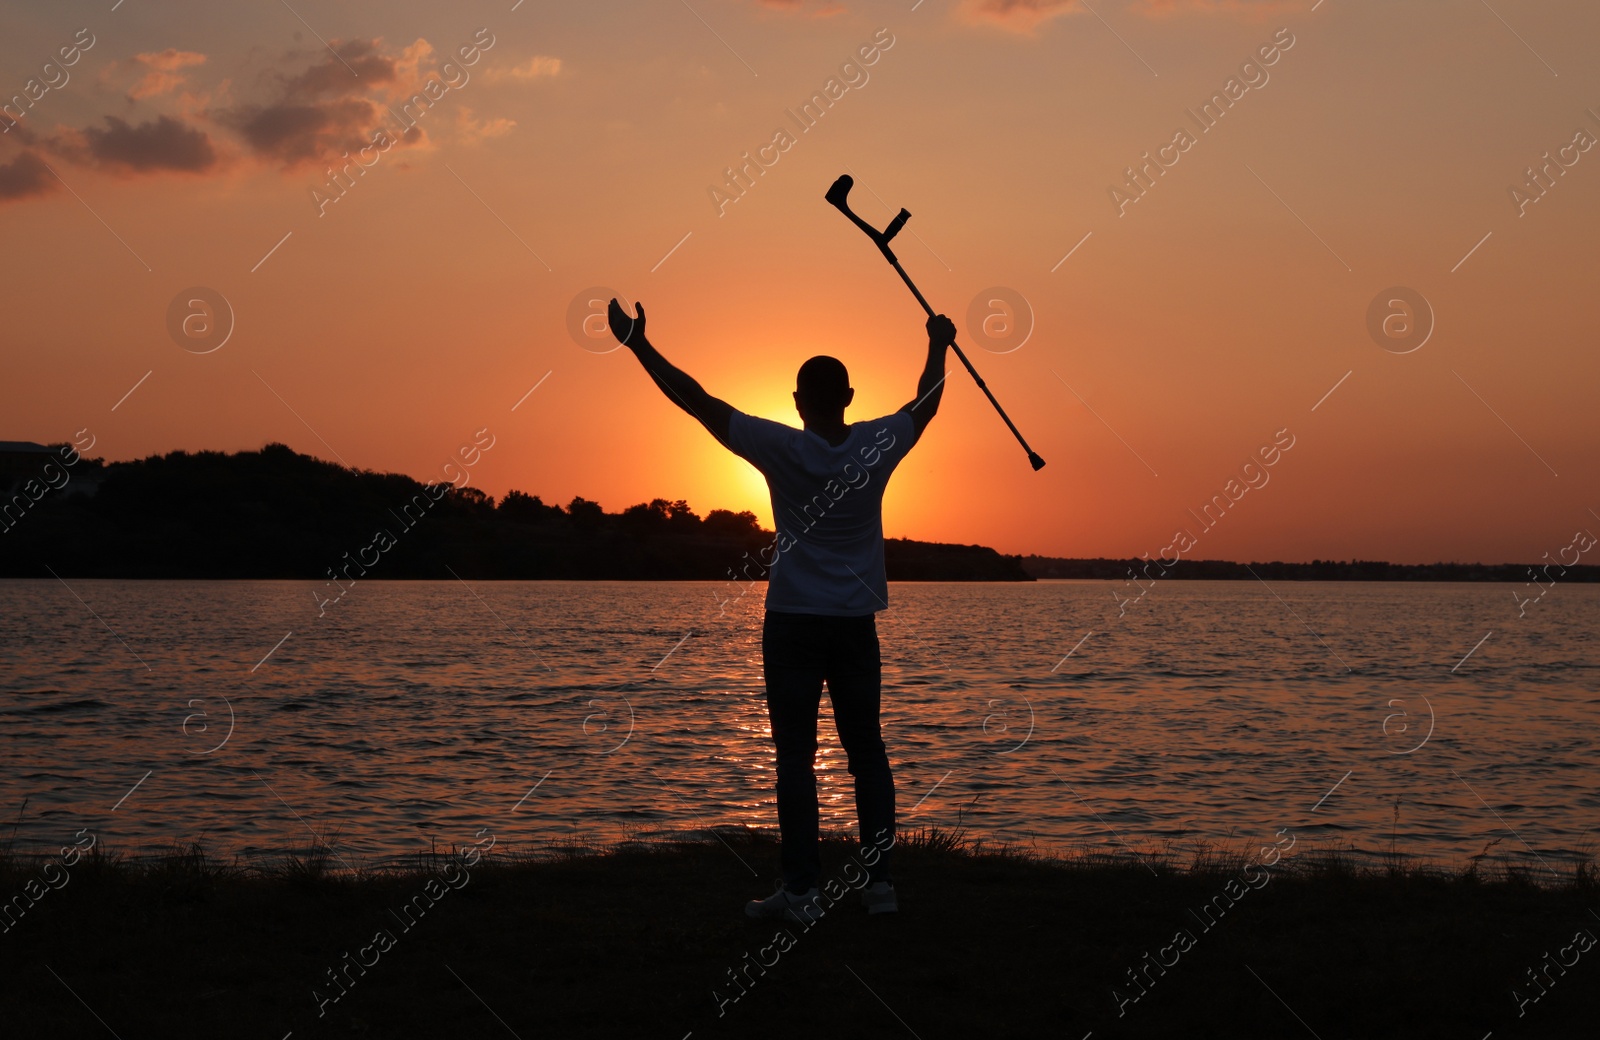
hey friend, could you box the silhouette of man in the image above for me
[608,298,954,921]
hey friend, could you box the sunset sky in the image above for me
[3,0,1597,564]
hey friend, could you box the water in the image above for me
[2,579,1596,877]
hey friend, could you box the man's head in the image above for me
[794,355,854,422]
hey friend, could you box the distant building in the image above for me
[0,441,57,489]
[0,439,102,502]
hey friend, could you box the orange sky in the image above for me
[3,0,1598,564]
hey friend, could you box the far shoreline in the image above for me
[5,444,1592,582]
[2,570,1595,582]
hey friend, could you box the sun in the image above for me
[732,462,773,527]
[711,387,799,530]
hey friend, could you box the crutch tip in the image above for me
[1028,452,1046,471]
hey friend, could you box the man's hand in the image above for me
[612,299,736,448]
[926,313,956,350]
[608,298,647,349]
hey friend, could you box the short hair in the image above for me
[796,355,850,411]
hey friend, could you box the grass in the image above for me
[2,825,1597,1039]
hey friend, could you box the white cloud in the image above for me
[488,56,562,83]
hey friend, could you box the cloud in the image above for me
[215,38,420,167]
[75,114,218,172]
[278,38,399,101]
[488,56,562,82]
[129,49,207,100]
[957,0,1079,33]
[223,97,389,166]
[0,150,55,202]
[97,49,208,100]
[5,35,477,197]
[455,107,516,144]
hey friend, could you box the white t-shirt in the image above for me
[727,410,917,616]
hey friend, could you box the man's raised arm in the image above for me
[608,298,735,448]
[900,313,955,441]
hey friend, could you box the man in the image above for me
[607,298,953,921]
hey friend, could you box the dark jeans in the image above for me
[762,610,895,893]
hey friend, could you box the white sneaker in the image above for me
[861,881,897,915]
[745,884,825,924]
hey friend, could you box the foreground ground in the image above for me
[2,829,1596,1038]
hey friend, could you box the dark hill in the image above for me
[0,443,1031,581]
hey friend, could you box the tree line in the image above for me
[0,443,1029,580]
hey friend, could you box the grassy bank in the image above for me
[2,828,1596,1039]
